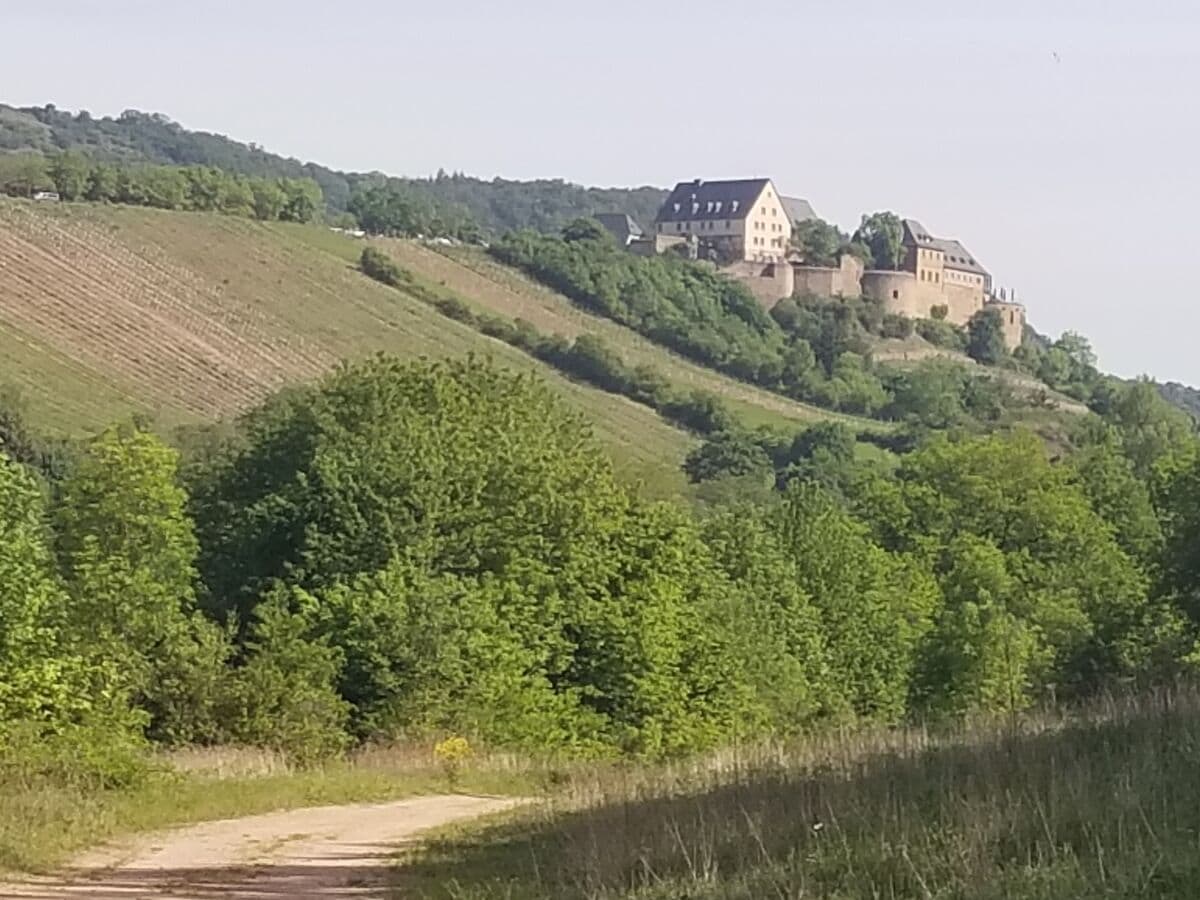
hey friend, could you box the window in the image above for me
[893,290,900,299]
[725,220,731,228]
[731,200,739,212]
[691,202,700,214]
[771,207,777,216]
[715,201,723,213]
[676,222,683,232]
[673,203,680,213]
[706,201,714,213]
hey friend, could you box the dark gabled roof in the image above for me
[903,218,988,277]
[781,196,818,225]
[594,213,644,243]
[655,178,772,223]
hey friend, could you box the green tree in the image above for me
[966,307,1008,365]
[0,454,72,725]
[250,179,287,220]
[562,217,616,246]
[884,359,968,428]
[852,211,905,270]
[48,151,90,201]
[0,152,51,196]
[778,483,937,721]
[791,218,844,267]
[348,183,425,234]
[683,431,773,483]
[861,432,1155,698]
[84,163,118,202]
[190,356,626,619]
[223,587,350,762]
[54,424,230,744]
[277,177,321,224]
[914,535,1044,714]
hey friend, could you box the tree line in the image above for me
[3,352,1200,783]
[1,105,666,230]
[0,151,324,223]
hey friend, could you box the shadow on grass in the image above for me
[399,696,1200,899]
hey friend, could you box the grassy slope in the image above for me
[872,335,1090,414]
[377,240,884,433]
[0,200,695,493]
[400,691,1200,900]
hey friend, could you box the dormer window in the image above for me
[715,201,722,213]
[692,202,699,214]
[673,203,680,213]
[731,200,739,213]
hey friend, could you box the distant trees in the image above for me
[1016,330,1101,401]
[791,218,845,267]
[3,104,673,229]
[348,182,479,240]
[0,152,52,196]
[853,211,905,270]
[0,151,324,223]
[966,307,1008,365]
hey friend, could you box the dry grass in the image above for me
[401,688,1200,899]
[0,741,540,875]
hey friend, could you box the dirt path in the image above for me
[0,794,521,899]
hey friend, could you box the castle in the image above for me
[601,177,1026,350]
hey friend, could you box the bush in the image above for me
[916,318,967,351]
[359,246,409,287]
[433,295,476,324]
[683,431,773,483]
[880,313,916,340]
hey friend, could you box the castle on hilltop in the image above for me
[599,177,1026,350]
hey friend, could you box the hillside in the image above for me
[376,240,880,433]
[0,198,694,491]
[0,104,666,231]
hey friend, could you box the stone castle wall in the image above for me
[722,260,794,309]
[988,300,1026,349]
[792,254,864,298]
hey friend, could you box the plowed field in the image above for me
[0,201,693,492]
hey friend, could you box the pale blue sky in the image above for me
[4,1,1198,381]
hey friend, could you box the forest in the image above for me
[0,104,665,231]
[3,346,1199,790]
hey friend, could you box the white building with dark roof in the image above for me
[653,178,791,262]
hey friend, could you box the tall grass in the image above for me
[403,688,1200,899]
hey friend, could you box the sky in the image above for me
[3,0,1199,382]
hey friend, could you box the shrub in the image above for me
[359,246,409,287]
[433,735,472,790]
[916,318,967,351]
[880,313,916,339]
